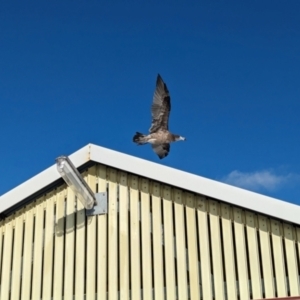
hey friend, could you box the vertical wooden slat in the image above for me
[86,166,97,300]
[42,192,55,300]
[283,223,299,296]
[220,203,237,300]
[31,198,45,300]
[119,171,129,300]
[258,215,275,298]
[75,182,85,299]
[108,168,118,300]
[245,211,262,299]
[297,228,300,246]
[10,210,24,300]
[0,221,4,276]
[163,185,176,300]
[270,219,287,297]
[21,203,35,300]
[130,174,141,300]
[64,187,75,300]
[185,192,200,300]
[233,207,249,300]
[140,178,153,300]
[174,189,188,300]
[151,182,164,299]
[0,216,13,300]
[297,228,300,283]
[97,164,107,300]
[0,221,4,286]
[53,187,66,300]
[209,200,225,300]
[196,196,213,300]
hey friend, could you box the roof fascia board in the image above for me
[0,144,91,213]
[90,144,300,225]
[1,143,299,225]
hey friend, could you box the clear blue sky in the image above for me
[1,1,300,205]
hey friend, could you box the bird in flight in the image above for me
[133,74,186,159]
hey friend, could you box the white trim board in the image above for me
[0,144,90,214]
[0,143,299,225]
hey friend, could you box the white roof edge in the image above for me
[0,144,91,213]
[0,143,299,225]
[89,144,300,225]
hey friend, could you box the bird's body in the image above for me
[133,74,186,159]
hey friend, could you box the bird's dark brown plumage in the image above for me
[133,74,185,159]
[149,74,171,133]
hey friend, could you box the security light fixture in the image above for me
[56,156,96,209]
[56,156,107,215]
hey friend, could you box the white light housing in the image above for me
[56,156,96,209]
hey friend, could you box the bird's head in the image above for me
[174,135,186,141]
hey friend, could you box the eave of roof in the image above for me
[0,143,299,225]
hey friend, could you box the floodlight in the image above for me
[56,156,96,209]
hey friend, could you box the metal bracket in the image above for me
[86,192,107,216]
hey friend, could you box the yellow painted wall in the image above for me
[0,164,299,300]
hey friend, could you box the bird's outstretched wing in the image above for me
[152,143,170,159]
[149,74,171,133]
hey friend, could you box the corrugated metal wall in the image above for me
[0,164,299,300]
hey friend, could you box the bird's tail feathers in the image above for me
[133,132,148,145]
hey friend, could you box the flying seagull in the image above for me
[133,74,186,159]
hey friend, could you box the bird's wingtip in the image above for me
[156,73,164,85]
